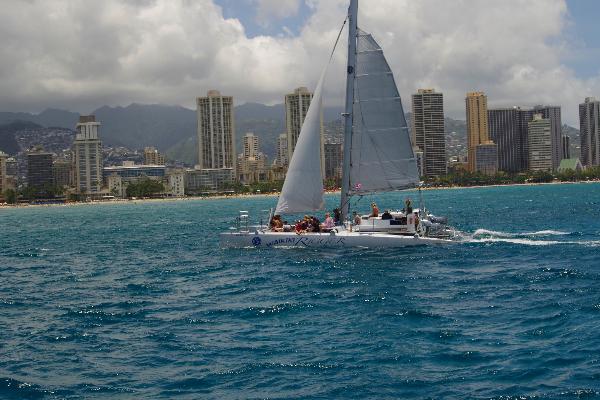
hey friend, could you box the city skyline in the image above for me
[0,1,599,126]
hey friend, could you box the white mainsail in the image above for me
[275,74,325,214]
[347,29,419,194]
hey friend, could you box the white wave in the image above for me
[472,229,515,238]
[468,238,600,247]
[523,230,571,236]
[579,240,600,247]
[472,229,571,238]
[469,238,562,246]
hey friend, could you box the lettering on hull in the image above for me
[251,236,348,248]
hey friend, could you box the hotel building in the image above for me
[528,114,553,171]
[73,115,103,194]
[466,92,497,173]
[411,89,446,178]
[579,97,600,167]
[196,90,236,181]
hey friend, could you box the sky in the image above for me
[1,0,600,125]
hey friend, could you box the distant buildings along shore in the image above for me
[3,85,600,203]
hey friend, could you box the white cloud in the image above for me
[255,0,302,26]
[0,0,598,125]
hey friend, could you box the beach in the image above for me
[2,180,599,211]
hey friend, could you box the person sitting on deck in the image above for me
[321,212,335,231]
[310,216,321,233]
[333,208,341,225]
[295,217,309,234]
[381,210,392,220]
[370,202,379,218]
[270,215,284,232]
[353,211,361,226]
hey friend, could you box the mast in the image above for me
[340,0,358,222]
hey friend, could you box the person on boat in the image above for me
[349,211,361,232]
[295,217,308,234]
[305,216,313,233]
[270,215,284,232]
[353,211,361,226]
[370,202,379,218]
[322,213,335,231]
[404,198,413,214]
[310,216,321,233]
[269,215,277,230]
[333,208,341,225]
[381,210,392,220]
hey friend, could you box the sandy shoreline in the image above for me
[1,180,598,210]
[0,192,282,210]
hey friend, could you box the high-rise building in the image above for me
[488,105,561,172]
[197,90,236,181]
[579,97,600,168]
[144,147,165,165]
[52,159,72,188]
[474,143,498,175]
[237,133,269,184]
[286,87,312,159]
[27,149,54,190]
[285,87,324,171]
[488,107,532,173]
[532,105,562,169]
[324,140,343,182]
[276,133,288,167]
[562,135,571,160]
[528,114,553,171]
[72,115,103,194]
[243,133,259,160]
[0,151,7,195]
[466,92,492,172]
[411,89,446,178]
[5,157,17,177]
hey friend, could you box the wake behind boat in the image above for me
[221,0,462,249]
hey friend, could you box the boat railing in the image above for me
[236,211,250,233]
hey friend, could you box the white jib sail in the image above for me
[349,29,420,194]
[275,73,326,215]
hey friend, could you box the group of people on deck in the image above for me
[269,198,414,234]
[269,213,337,234]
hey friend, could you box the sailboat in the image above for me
[220,0,462,248]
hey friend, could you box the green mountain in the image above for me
[0,105,195,152]
[0,121,42,155]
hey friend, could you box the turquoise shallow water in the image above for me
[1,183,600,399]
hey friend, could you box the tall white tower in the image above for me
[243,133,259,160]
[196,90,236,176]
[72,115,103,194]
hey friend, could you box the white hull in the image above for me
[220,230,458,249]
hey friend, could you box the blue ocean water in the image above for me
[1,183,600,399]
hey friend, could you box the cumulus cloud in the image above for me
[255,0,302,26]
[0,0,597,124]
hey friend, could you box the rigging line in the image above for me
[328,18,348,64]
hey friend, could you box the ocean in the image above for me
[1,182,600,399]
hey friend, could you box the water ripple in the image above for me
[1,185,600,398]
